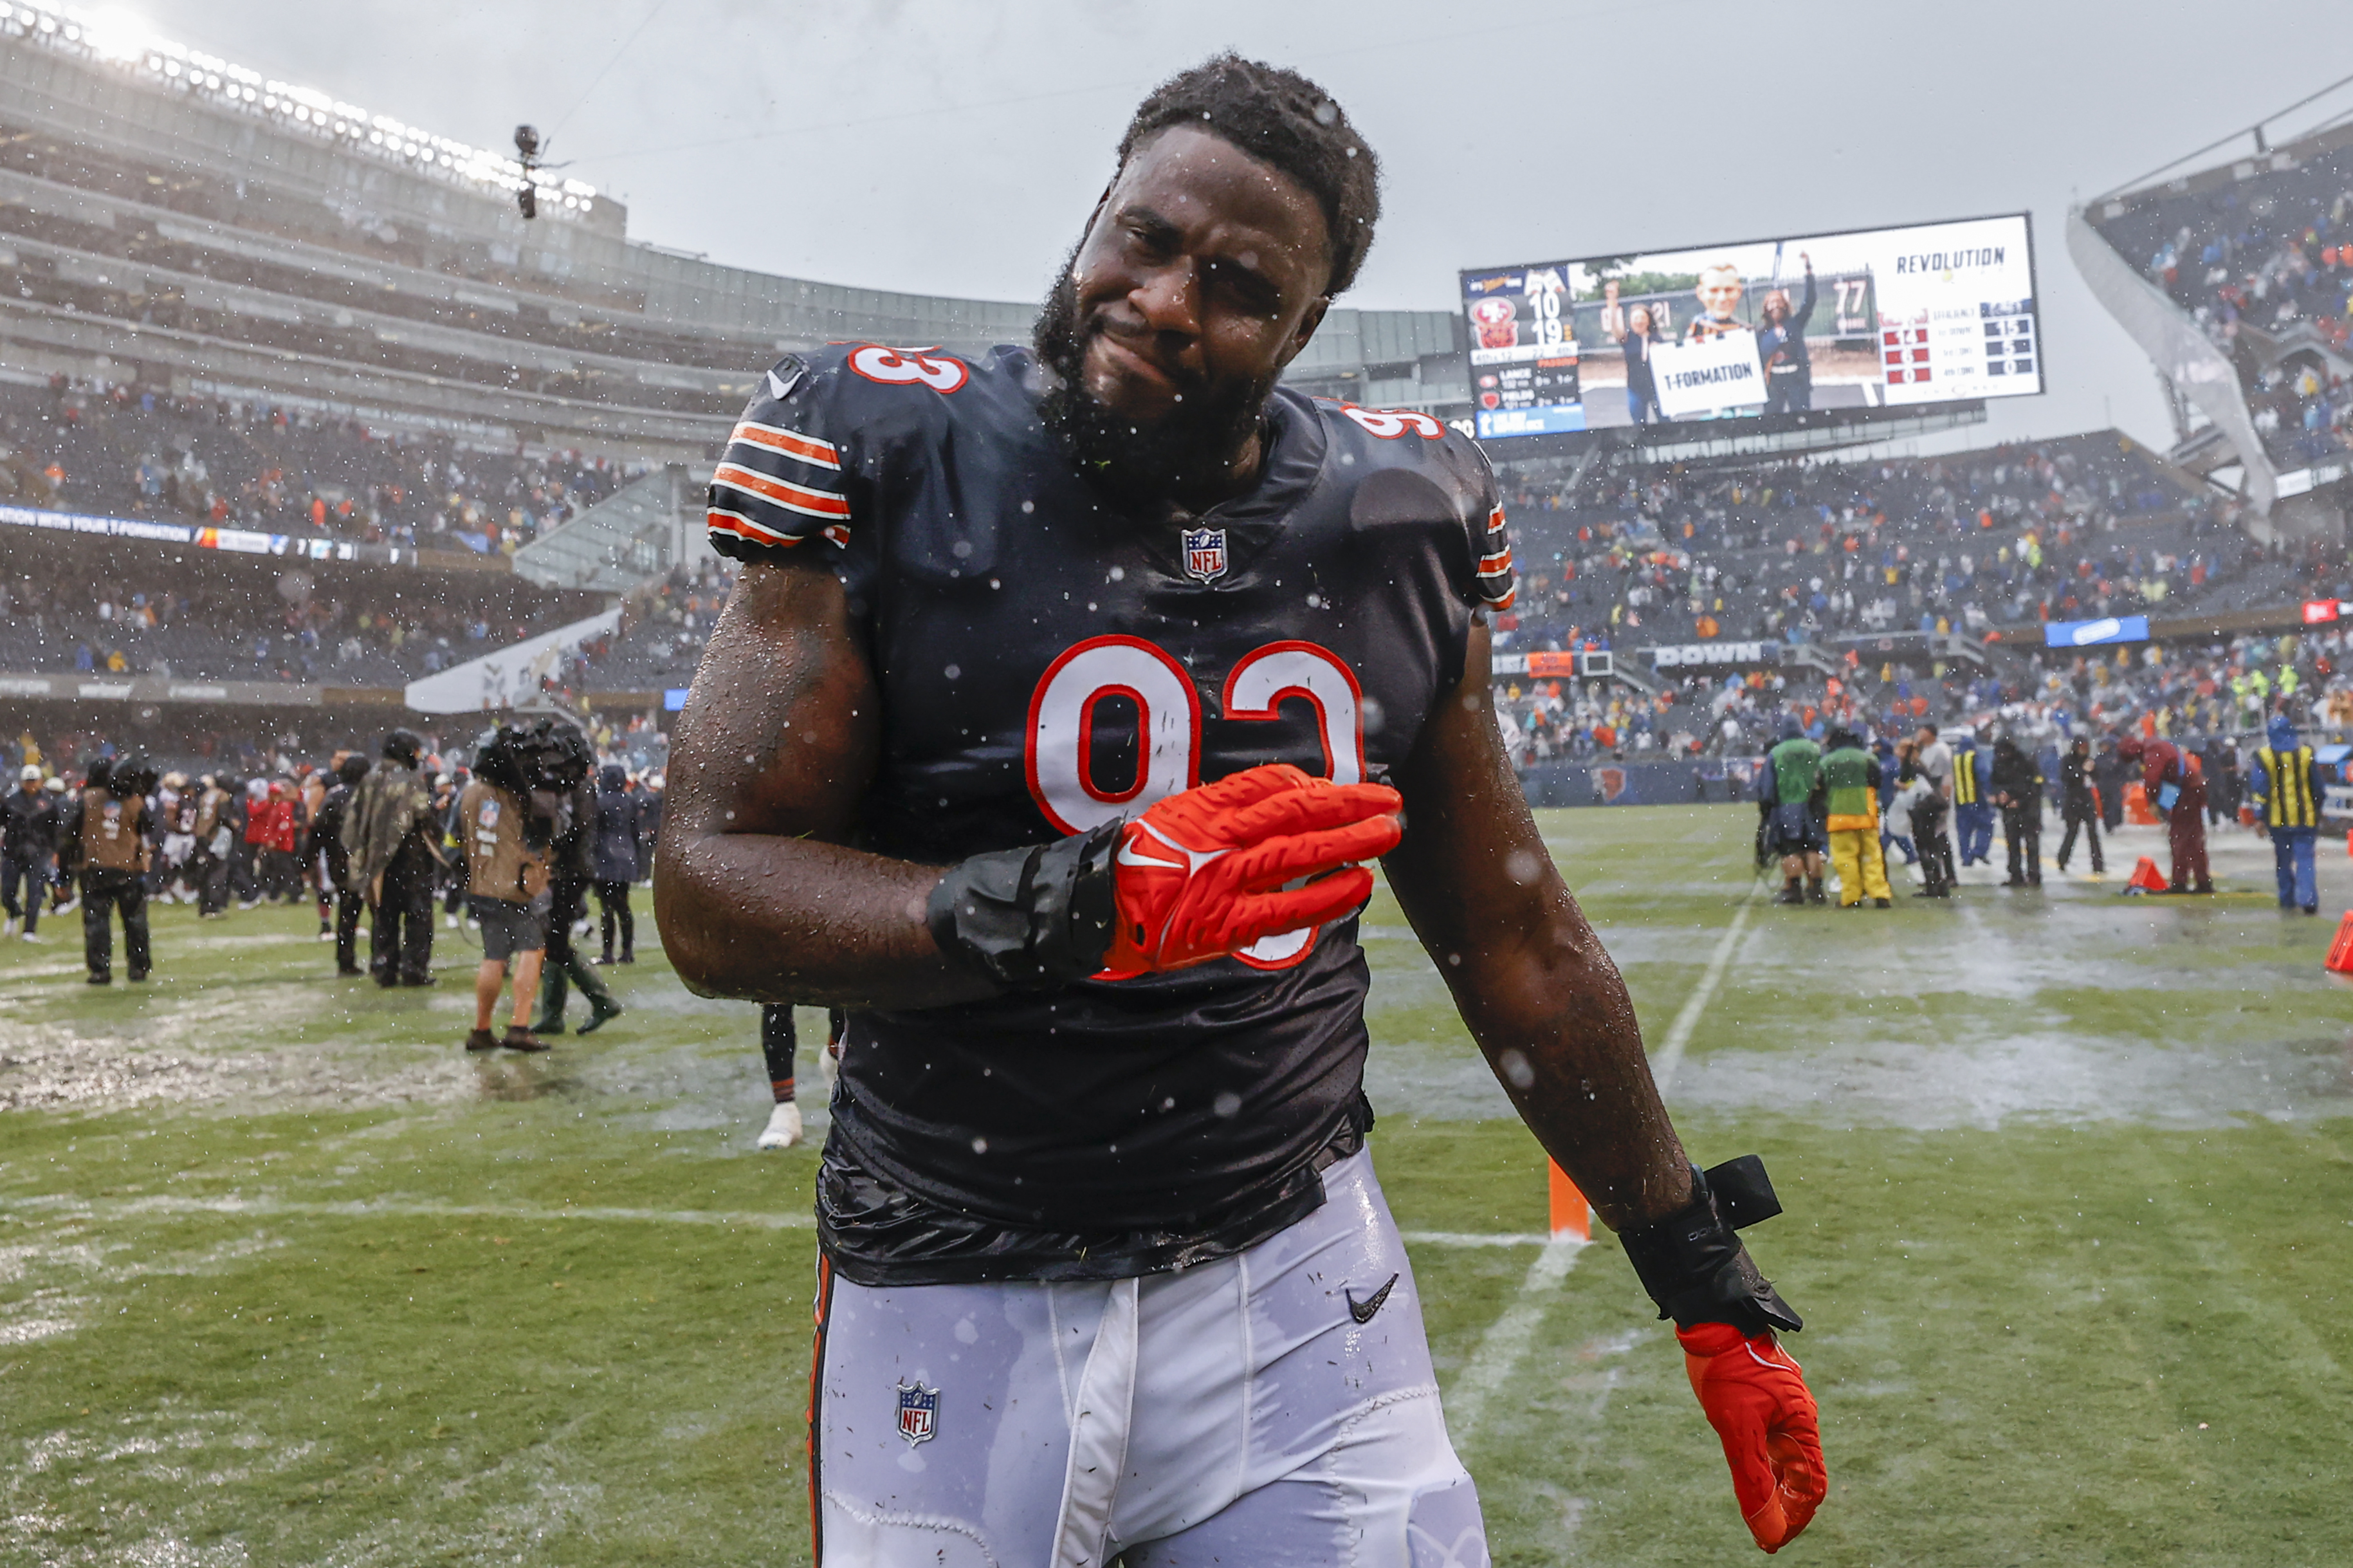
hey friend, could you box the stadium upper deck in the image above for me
[0,9,1468,467]
[2075,112,2353,536]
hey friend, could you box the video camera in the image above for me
[471,718,592,850]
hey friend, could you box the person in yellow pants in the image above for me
[1821,726,1892,908]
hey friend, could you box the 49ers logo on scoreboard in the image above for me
[846,343,969,393]
[1337,403,1447,440]
[1025,635,1367,970]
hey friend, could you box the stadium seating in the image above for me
[0,376,634,548]
[2087,137,2353,472]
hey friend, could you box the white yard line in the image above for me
[1444,875,1765,1450]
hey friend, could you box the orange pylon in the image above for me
[1548,1160,1591,1242]
[2327,913,2353,976]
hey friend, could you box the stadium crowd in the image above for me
[0,374,638,551]
[2111,153,2353,470]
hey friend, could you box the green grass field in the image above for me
[4,807,2351,1566]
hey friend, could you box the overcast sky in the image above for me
[115,0,2353,455]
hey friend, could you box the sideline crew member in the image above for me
[2251,714,2328,914]
[1821,726,1891,907]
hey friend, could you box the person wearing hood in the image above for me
[2251,715,2329,914]
[309,754,371,975]
[2118,735,2211,895]
[591,762,640,965]
[1820,725,1891,908]
[1761,713,1827,904]
[531,732,625,1038]
[1988,736,2044,888]
[1949,729,1996,870]
[2054,736,2104,876]
[343,729,443,986]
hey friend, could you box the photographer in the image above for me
[310,754,371,977]
[459,722,562,1053]
[57,755,155,985]
[344,729,442,987]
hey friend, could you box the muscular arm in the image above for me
[1382,619,1694,1230]
[652,558,996,1009]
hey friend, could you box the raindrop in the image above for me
[952,540,972,559]
[1312,99,1338,126]
[944,665,961,680]
[1021,499,1035,514]
[1212,1091,1242,1118]
[1499,1048,1535,1089]
[990,579,1002,589]
[1108,566,1125,582]
[1504,850,1541,885]
[971,1136,989,1155]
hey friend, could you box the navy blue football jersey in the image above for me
[706,342,1515,1284]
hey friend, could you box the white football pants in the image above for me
[811,1147,1488,1567]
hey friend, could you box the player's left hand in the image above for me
[1099,763,1399,977]
[1678,1322,1825,1553]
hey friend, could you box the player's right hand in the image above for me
[1099,763,1400,978]
[1678,1322,1825,1553]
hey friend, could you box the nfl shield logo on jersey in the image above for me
[895,1380,939,1446]
[1181,526,1228,583]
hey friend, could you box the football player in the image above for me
[658,54,1823,1564]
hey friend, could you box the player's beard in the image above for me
[1033,256,1274,511]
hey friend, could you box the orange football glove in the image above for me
[1099,763,1401,977]
[1678,1322,1825,1553]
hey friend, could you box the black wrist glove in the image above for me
[925,821,1120,990]
[1619,1155,1802,1335]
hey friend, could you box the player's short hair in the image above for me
[1116,54,1381,296]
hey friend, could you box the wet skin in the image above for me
[653,129,1695,1229]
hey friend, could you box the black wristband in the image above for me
[1618,1157,1803,1335]
[925,820,1121,990]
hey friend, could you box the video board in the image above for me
[1460,213,2040,439]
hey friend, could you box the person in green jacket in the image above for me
[1760,715,1827,905]
[1820,726,1891,908]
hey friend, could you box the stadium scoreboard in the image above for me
[1460,212,2041,441]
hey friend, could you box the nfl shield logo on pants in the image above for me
[1181,526,1227,583]
[895,1380,939,1446]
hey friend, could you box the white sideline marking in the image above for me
[1444,1233,1590,1446]
[1648,876,1767,1095]
[1442,876,1765,1449]
[0,1194,1548,1249]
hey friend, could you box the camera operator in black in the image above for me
[592,763,639,965]
[3,763,55,940]
[531,727,624,1036]
[58,756,154,984]
[344,729,442,987]
[311,754,371,976]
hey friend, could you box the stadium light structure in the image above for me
[515,124,541,221]
[0,3,599,222]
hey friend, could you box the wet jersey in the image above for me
[706,343,1515,1285]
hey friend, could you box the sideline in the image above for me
[1442,874,1765,1450]
[0,1192,1549,1248]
